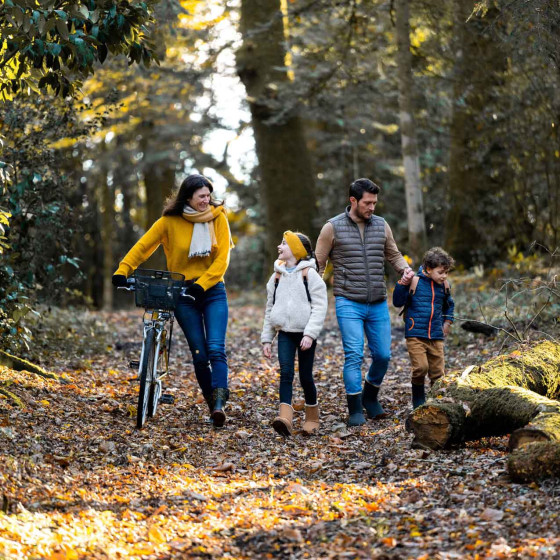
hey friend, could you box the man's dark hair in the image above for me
[423,247,455,271]
[349,178,380,201]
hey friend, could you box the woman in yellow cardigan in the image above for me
[112,174,234,427]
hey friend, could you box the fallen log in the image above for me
[407,341,560,450]
[0,350,59,381]
[508,442,560,482]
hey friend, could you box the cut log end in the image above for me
[509,428,552,451]
[407,404,464,450]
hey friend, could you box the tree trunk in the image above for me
[237,0,317,261]
[395,0,426,262]
[445,2,509,266]
[141,127,175,271]
[100,174,114,310]
[407,341,560,450]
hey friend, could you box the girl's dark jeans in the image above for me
[277,330,317,406]
[174,282,229,393]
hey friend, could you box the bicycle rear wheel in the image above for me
[137,328,156,429]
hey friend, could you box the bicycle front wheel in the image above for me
[148,341,165,418]
[137,328,156,429]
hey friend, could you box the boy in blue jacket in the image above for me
[393,247,455,408]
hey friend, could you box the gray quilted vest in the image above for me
[329,209,387,303]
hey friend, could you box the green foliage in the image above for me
[0,0,158,98]
[0,95,105,350]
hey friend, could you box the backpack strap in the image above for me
[272,272,281,305]
[302,267,312,304]
[272,269,312,305]
[409,275,419,295]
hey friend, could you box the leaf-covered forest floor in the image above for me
[1,291,560,559]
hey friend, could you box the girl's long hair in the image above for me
[162,174,223,216]
[295,232,317,265]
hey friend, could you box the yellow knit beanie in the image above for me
[283,231,308,261]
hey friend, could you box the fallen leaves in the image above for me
[0,303,559,559]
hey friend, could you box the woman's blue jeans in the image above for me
[335,296,392,394]
[174,282,229,393]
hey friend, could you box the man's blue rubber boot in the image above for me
[362,380,387,419]
[346,393,366,426]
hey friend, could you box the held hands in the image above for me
[400,267,415,286]
[443,321,452,337]
[300,335,314,351]
[263,343,272,359]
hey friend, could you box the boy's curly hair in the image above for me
[423,247,455,271]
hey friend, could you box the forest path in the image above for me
[1,297,559,559]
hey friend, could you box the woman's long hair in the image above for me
[162,174,223,216]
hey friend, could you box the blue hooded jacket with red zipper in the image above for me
[393,266,455,340]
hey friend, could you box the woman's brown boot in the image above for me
[272,403,293,436]
[302,403,319,435]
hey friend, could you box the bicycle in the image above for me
[119,269,185,429]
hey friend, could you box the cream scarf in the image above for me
[182,205,220,258]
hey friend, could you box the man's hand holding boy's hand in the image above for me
[263,343,272,359]
[400,267,415,286]
[443,321,452,337]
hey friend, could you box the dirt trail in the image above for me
[1,298,559,559]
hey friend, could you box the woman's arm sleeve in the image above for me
[114,218,166,277]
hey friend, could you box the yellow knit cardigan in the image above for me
[114,208,231,291]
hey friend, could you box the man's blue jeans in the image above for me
[335,296,392,394]
[174,282,229,393]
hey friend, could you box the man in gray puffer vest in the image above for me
[316,178,414,426]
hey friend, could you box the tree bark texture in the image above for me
[237,0,317,261]
[446,2,509,266]
[395,0,426,262]
[508,442,560,482]
[101,174,115,310]
[407,341,560,450]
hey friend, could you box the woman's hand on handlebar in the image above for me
[112,274,128,287]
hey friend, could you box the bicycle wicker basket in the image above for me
[133,269,185,310]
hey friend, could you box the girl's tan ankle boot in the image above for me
[272,403,293,436]
[302,403,319,435]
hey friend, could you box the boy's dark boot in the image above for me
[411,383,426,409]
[211,388,229,427]
[346,393,366,426]
[362,380,387,419]
[272,403,294,436]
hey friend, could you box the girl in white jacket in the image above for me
[261,231,328,436]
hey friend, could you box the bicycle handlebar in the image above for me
[117,277,187,297]
[117,277,136,291]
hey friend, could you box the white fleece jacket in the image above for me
[261,259,328,344]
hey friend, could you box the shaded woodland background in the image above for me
[1,0,560,352]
